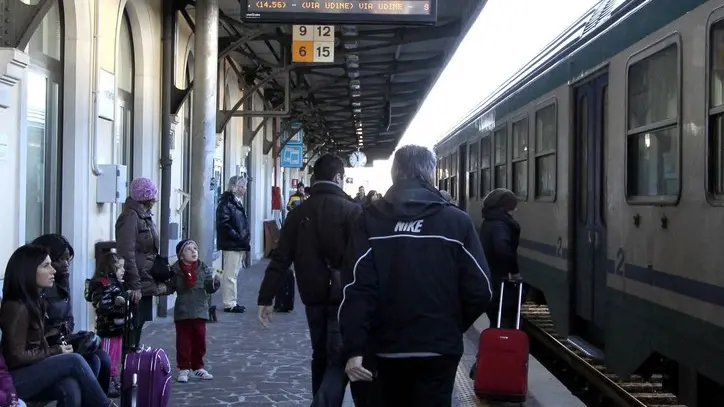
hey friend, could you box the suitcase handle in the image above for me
[496,275,524,330]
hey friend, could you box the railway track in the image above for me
[522,304,687,407]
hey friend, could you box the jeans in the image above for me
[10,353,110,407]
[305,305,379,407]
[376,356,460,407]
[85,348,111,394]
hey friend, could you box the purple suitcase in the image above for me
[120,297,172,407]
[121,347,172,407]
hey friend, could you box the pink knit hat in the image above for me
[129,177,158,202]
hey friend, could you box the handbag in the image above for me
[149,254,173,282]
[62,331,101,358]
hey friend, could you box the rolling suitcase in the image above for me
[473,278,529,402]
[120,297,173,407]
[274,269,295,312]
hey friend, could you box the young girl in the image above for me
[168,239,220,383]
[88,252,127,396]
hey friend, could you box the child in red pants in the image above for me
[88,251,127,396]
[168,239,220,383]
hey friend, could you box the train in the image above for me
[433,0,724,404]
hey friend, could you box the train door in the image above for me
[573,73,608,346]
[458,144,467,211]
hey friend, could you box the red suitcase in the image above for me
[473,278,529,402]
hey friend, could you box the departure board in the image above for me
[241,1,437,25]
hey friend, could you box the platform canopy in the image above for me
[209,0,488,164]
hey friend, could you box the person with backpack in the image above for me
[257,154,377,406]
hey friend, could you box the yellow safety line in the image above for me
[454,363,488,407]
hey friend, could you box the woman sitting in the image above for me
[31,234,113,396]
[0,244,114,407]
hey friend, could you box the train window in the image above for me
[511,118,529,199]
[469,141,478,199]
[494,126,507,188]
[626,42,679,200]
[535,103,557,199]
[480,135,492,197]
[709,21,724,197]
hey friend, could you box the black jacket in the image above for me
[258,181,362,306]
[215,191,250,251]
[89,277,126,337]
[479,207,521,308]
[42,274,74,344]
[338,180,493,359]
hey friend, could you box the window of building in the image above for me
[511,118,528,199]
[480,135,491,198]
[468,141,478,198]
[626,42,679,200]
[493,126,506,188]
[24,0,63,241]
[535,103,557,199]
[709,21,724,197]
[116,12,134,202]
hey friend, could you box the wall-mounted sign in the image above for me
[98,69,115,121]
[241,0,437,25]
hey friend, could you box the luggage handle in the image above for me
[496,274,524,330]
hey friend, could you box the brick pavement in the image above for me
[140,259,473,406]
[141,260,313,406]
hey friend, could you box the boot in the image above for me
[108,375,121,398]
[209,305,218,322]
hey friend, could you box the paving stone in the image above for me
[141,260,313,406]
[140,259,472,406]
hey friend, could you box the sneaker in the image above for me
[191,368,213,380]
[223,305,245,313]
[177,369,190,383]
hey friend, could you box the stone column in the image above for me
[189,0,218,264]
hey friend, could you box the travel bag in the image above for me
[274,268,295,312]
[473,277,529,402]
[120,296,172,407]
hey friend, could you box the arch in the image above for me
[23,0,66,242]
[115,9,135,187]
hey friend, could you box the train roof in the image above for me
[433,0,707,152]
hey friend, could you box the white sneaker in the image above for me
[177,369,190,383]
[191,368,213,380]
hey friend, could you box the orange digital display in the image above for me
[242,0,437,25]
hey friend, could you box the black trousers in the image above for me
[376,356,460,407]
[305,305,380,407]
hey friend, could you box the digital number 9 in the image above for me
[299,26,307,36]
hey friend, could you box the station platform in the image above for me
[137,259,585,406]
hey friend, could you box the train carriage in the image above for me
[434,0,724,404]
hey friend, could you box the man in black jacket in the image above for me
[339,145,493,406]
[216,174,250,313]
[257,154,372,406]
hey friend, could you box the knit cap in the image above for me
[175,239,197,258]
[129,177,158,202]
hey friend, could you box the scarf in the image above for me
[180,261,199,288]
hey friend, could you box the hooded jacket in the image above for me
[338,180,493,359]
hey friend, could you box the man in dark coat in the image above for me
[257,154,376,407]
[339,145,493,406]
[215,174,251,313]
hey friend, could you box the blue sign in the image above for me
[281,145,304,168]
[282,120,304,146]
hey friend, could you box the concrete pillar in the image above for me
[189,0,218,264]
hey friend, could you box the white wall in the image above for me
[0,0,277,331]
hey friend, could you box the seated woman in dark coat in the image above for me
[478,188,522,328]
[0,244,114,407]
[31,234,114,397]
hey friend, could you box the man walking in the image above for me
[257,154,375,406]
[215,175,250,314]
[339,145,493,406]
